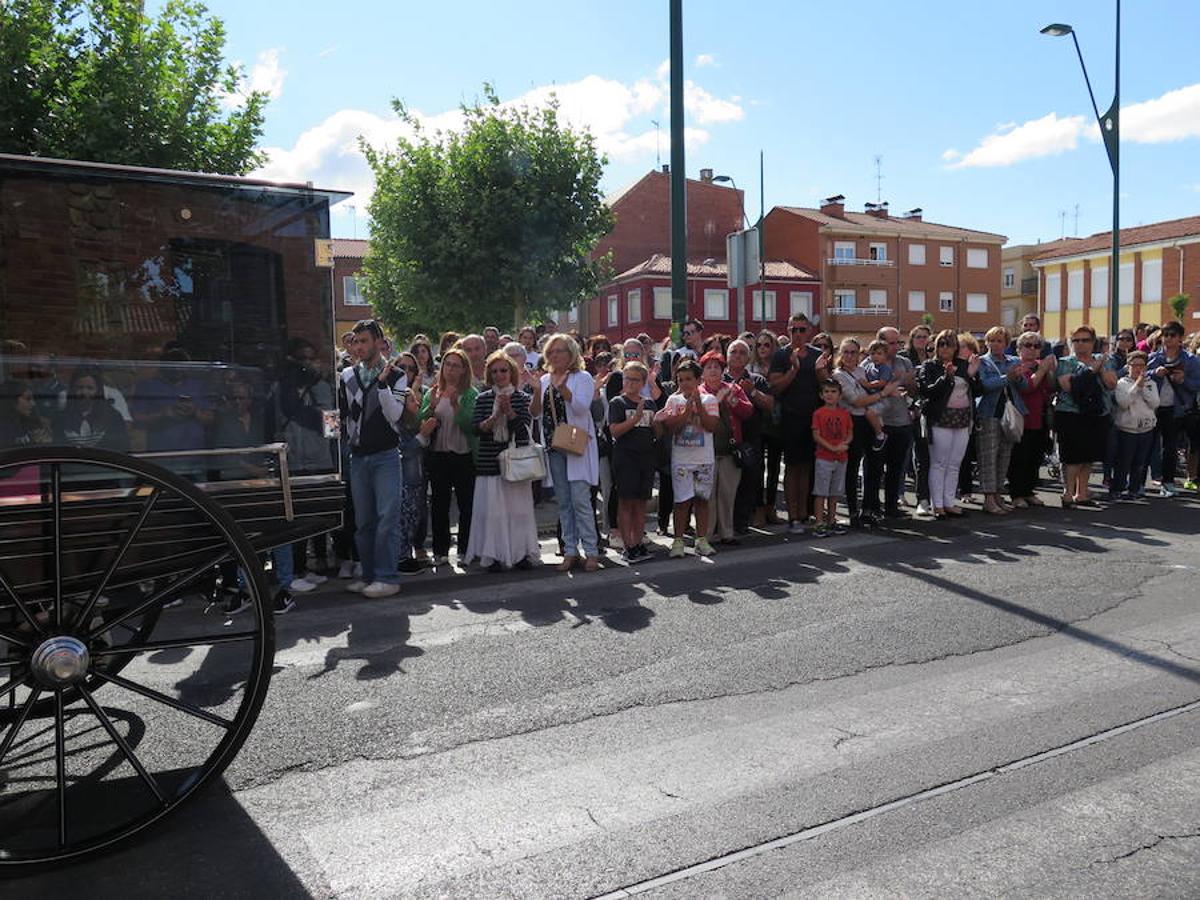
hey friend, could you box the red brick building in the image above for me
[595,254,820,342]
[577,167,815,339]
[763,198,1007,338]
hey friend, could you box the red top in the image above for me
[812,405,852,462]
[700,381,754,443]
[1016,371,1055,431]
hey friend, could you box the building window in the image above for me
[343,275,367,306]
[627,288,642,323]
[1003,267,1015,289]
[607,294,619,327]
[834,241,856,260]
[704,288,729,320]
[1067,270,1084,309]
[834,289,856,311]
[908,243,926,265]
[653,286,672,319]
[1119,262,1135,306]
[1091,266,1108,308]
[907,290,926,312]
[752,289,777,321]
[789,291,813,317]
[939,291,954,312]
[869,242,887,261]
[869,288,887,308]
[966,247,988,269]
[966,292,988,313]
[1142,257,1163,304]
[1045,273,1061,311]
[939,246,954,267]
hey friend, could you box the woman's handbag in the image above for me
[1000,386,1025,443]
[548,385,589,456]
[499,423,547,483]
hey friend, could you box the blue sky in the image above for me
[185,0,1200,246]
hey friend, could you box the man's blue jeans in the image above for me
[350,448,401,584]
[548,449,598,557]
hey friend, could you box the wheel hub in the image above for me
[30,636,91,688]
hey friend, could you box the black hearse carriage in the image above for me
[0,154,349,866]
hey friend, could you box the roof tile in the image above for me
[1031,214,1200,261]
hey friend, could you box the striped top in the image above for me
[472,389,532,477]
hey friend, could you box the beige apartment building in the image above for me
[1000,239,1079,330]
[763,197,1006,338]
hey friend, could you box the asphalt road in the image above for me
[12,488,1200,898]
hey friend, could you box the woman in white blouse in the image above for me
[536,334,601,571]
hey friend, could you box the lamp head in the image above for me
[1040,23,1074,37]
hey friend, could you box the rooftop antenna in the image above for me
[1073,203,1080,236]
[347,203,357,239]
[874,154,884,204]
[651,119,661,169]
[1059,209,1067,239]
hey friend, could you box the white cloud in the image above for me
[255,66,743,208]
[317,45,338,59]
[941,148,961,162]
[695,53,716,68]
[1120,82,1200,143]
[948,82,1200,169]
[949,111,1088,168]
[684,80,743,124]
[221,48,286,107]
[656,58,671,80]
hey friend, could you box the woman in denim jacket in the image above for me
[975,327,1027,515]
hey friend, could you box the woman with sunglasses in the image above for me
[917,329,980,518]
[465,350,539,571]
[1053,325,1119,506]
[1005,333,1058,508]
[418,348,478,565]
[904,325,934,515]
[751,329,783,523]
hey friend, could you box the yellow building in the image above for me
[1000,240,1079,330]
[1031,215,1200,341]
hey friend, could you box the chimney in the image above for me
[699,168,714,183]
[904,207,923,222]
[661,164,670,174]
[866,201,889,219]
[820,194,845,219]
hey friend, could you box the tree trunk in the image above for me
[513,294,528,331]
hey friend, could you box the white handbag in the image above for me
[1000,386,1025,443]
[499,423,547,483]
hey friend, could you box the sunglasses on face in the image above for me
[1070,338,1092,344]
[1019,342,1041,349]
[790,327,808,334]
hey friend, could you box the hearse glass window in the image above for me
[0,161,340,486]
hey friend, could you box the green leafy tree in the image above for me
[0,0,268,174]
[362,85,614,335]
[1169,292,1190,321]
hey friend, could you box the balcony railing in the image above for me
[825,306,895,317]
[826,257,895,267]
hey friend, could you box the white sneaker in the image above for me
[288,577,318,593]
[345,580,367,593]
[337,561,355,579]
[916,500,933,517]
[362,581,400,599]
[302,572,328,585]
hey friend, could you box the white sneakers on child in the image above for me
[362,581,400,598]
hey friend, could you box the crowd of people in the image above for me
[3,312,1198,611]
[330,311,1200,599]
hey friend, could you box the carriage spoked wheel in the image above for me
[0,447,274,868]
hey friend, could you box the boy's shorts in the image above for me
[812,457,847,498]
[671,462,714,503]
[613,452,655,500]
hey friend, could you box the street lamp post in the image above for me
[712,174,750,334]
[1041,1,1121,341]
